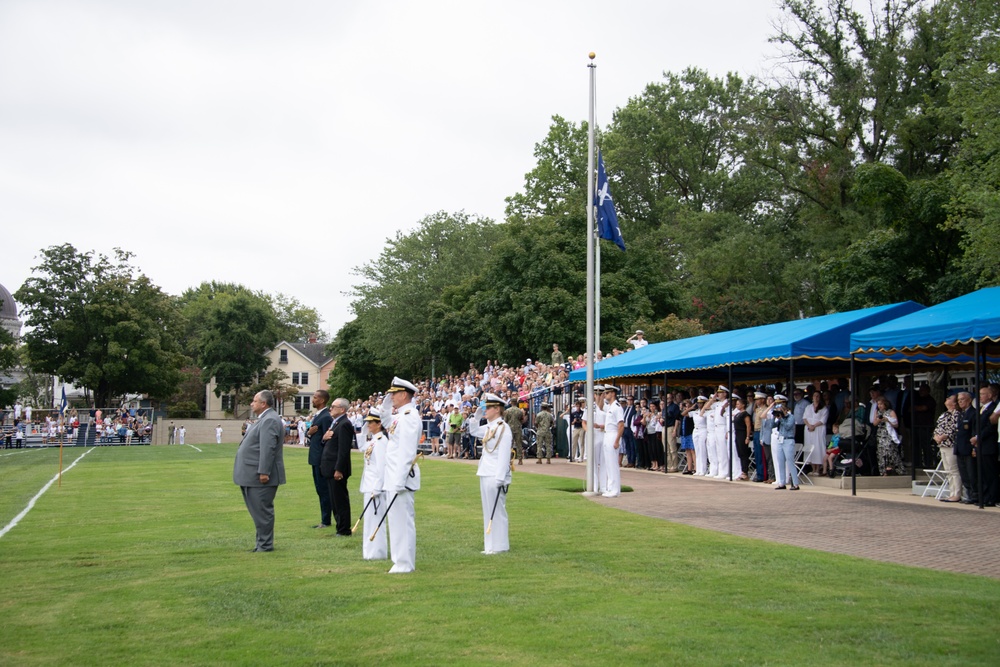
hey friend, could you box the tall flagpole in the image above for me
[595,231,601,352]
[585,52,596,495]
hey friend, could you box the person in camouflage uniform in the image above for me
[504,401,526,465]
[534,402,555,463]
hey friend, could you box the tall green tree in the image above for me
[268,293,326,343]
[198,291,281,414]
[14,244,185,407]
[605,69,778,225]
[350,211,500,376]
[0,326,17,408]
[941,0,1000,285]
[751,0,929,234]
[325,319,393,400]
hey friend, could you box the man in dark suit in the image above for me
[233,390,286,552]
[954,392,978,505]
[971,385,999,507]
[321,397,354,536]
[307,390,333,529]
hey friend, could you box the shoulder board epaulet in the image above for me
[404,409,412,415]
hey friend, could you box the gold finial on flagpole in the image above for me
[588,52,596,60]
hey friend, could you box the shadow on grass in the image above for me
[548,480,633,493]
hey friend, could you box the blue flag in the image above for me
[595,150,625,251]
[60,387,67,416]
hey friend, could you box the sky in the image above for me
[1,0,786,339]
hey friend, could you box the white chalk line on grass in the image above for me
[1,448,45,457]
[185,444,202,452]
[0,447,96,540]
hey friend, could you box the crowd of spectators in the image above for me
[291,351,1000,504]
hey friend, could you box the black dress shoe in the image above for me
[984,503,997,507]
[961,499,977,505]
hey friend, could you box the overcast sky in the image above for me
[1,0,785,339]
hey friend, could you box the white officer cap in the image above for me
[483,393,507,409]
[387,377,418,394]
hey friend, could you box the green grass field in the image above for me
[1,443,998,666]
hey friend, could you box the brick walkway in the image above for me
[495,458,1000,579]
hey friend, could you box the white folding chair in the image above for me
[793,441,814,486]
[920,460,949,500]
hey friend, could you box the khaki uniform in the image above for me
[534,409,555,461]
[504,405,525,463]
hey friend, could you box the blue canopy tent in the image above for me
[851,286,1000,362]
[567,302,925,487]
[570,302,925,384]
[849,287,1000,502]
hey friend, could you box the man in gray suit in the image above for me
[233,390,286,552]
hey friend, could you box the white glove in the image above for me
[380,394,393,426]
[474,402,486,421]
[496,479,505,488]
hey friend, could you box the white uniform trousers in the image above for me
[693,428,708,476]
[706,430,719,477]
[362,491,387,561]
[479,477,509,553]
[386,490,416,573]
[602,436,621,496]
[714,427,730,478]
[716,433,743,479]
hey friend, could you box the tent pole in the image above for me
[850,354,857,497]
[975,341,983,508]
[728,365,734,480]
[789,358,795,488]
[909,364,916,482]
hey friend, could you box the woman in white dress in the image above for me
[802,391,828,475]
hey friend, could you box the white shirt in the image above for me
[381,398,421,492]
[603,401,624,439]
[470,416,513,485]
[630,338,648,350]
[359,431,388,494]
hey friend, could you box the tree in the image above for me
[175,282,262,358]
[14,244,185,407]
[941,0,1000,285]
[605,69,779,225]
[240,368,299,413]
[505,116,591,221]
[325,319,393,400]
[350,211,500,376]
[750,0,930,238]
[177,282,324,359]
[0,326,17,408]
[268,293,326,343]
[198,291,281,415]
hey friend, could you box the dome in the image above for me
[0,282,22,339]
[0,282,17,320]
